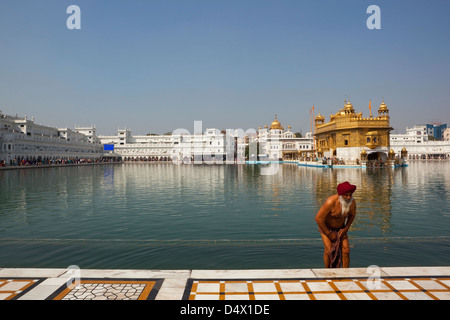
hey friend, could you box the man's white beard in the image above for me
[339,195,353,216]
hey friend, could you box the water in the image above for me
[1,162,449,270]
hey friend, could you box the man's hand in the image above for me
[338,229,347,238]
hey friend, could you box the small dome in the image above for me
[379,101,388,110]
[345,101,354,110]
[270,114,283,130]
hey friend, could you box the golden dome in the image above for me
[270,114,283,130]
[345,101,354,110]
[315,113,324,120]
[379,101,388,110]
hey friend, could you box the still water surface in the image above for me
[1,162,449,269]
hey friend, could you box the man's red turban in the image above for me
[337,181,356,195]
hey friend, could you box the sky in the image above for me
[0,0,449,136]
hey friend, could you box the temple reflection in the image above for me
[310,167,394,237]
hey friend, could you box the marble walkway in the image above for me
[1,266,449,300]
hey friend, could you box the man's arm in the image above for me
[315,196,334,239]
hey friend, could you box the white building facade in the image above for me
[390,125,450,159]
[444,128,450,141]
[98,129,174,161]
[98,127,241,163]
[253,115,314,161]
[0,111,103,166]
[97,116,315,164]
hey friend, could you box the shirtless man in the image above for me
[315,181,357,268]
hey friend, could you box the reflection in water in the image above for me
[0,161,449,269]
[302,166,394,237]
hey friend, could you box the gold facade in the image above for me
[314,100,393,158]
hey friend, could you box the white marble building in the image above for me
[444,128,450,141]
[0,110,103,166]
[254,115,314,161]
[390,125,450,159]
[98,127,240,163]
[98,129,174,161]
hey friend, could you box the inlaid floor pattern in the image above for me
[48,279,163,300]
[2,276,450,300]
[0,278,43,300]
[186,277,450,300]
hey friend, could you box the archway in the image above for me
[367,152,387,161]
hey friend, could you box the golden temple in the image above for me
[313,99,393,163]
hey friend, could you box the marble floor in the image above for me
[0,267,449,300]
[185,277,450,300]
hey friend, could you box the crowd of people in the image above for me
[0,157,122,168]
[122,156,172,162]
[409,154,448,160]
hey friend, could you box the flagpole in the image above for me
[312,105,315,158]
[308,107,312,160]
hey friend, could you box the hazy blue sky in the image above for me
[1,0,449,135]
